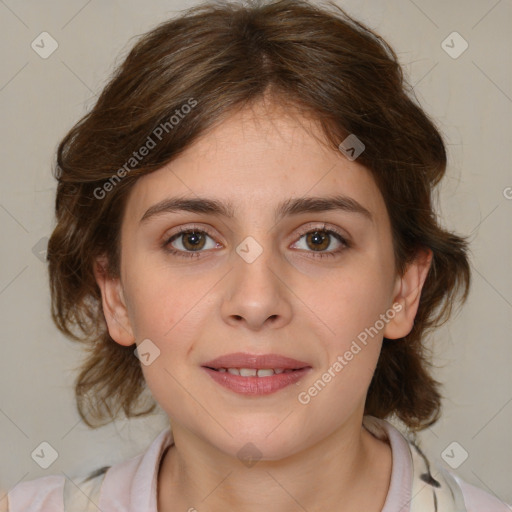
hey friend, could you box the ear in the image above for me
[93,256,135,346]
[383,248,433,340]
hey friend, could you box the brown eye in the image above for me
[178,231,207,251]
[292,226,349,259]
[164,228,219,257]
[304,230,331,251]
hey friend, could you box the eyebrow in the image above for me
[140,194,373,224]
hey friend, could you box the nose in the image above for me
[220,239,293,331]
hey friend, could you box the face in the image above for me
[97,99,429,460]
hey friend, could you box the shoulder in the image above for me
[451,473,512,512]
[408,440,511,511]
[2,475,66,512]
[408,439,511,512]
[4,428,172,511]
[364,417,511,512]
[3,466,110,512]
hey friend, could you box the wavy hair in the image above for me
[47,0,471,430]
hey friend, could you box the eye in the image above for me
[163,226,219,258]
[291,224,349,259]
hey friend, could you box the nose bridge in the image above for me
[232,232,279,296]
[231,207,276,273]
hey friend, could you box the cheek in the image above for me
[122,256,197,341]
[123,269,200,395]
[317,258,394,346]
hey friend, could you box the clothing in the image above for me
[6,416,510,511]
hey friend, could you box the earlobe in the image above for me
[93,257,135,346]
[383,249,433,340]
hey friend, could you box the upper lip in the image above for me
[202,352,311,370]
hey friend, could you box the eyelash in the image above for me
[162,223,350,260]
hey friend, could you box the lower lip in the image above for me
[202,367,311,395]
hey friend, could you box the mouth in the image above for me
[201,352,312,395]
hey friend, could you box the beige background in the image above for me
[0,0,511,506]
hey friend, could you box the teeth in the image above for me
[215,368,290,377]
[240,368,257,377]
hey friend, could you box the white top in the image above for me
[5,416,510,511]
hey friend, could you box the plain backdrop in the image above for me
[0,0,511,506]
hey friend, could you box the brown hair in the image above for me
[48,0,470,431]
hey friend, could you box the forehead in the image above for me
[123,101,388,227]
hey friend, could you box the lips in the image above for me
[201,352,312,395]
[202,352,311,371]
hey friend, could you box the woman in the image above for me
[4,1,509,510]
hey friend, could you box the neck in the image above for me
[157,416,392,512]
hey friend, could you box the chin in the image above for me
[217,428,304,463]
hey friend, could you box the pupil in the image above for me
[189,233,200,245]
[308,231,328,251]
[312,232,322,244]
[185,232,204,249]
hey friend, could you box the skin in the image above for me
[95,96,432,512]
